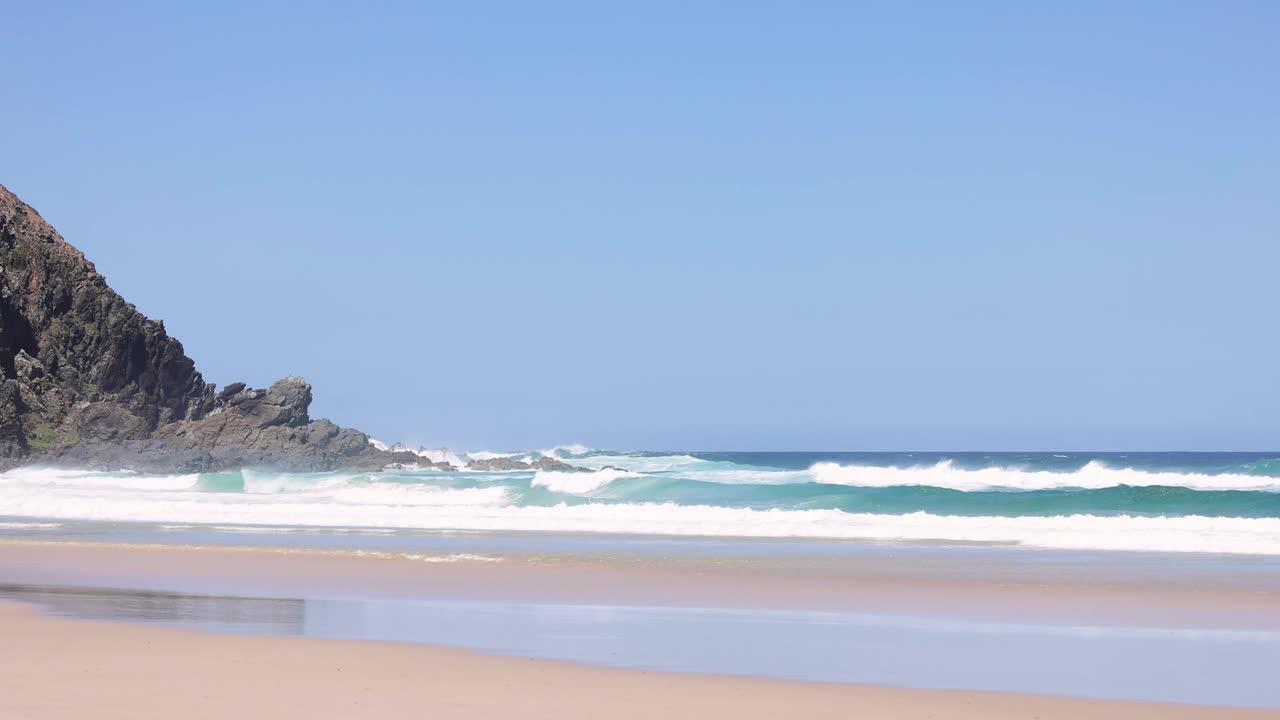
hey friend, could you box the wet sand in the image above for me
[3,600,1276,720]
[4,539,1280,629]
[5,538,1280,716]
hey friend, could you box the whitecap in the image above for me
[808,460,1280,492]
[531,468,638,494]
[537,444,592,459]
[1,491,1278,554]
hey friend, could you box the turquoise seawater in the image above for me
[4,450,1280,553]
[193,450,1280,517]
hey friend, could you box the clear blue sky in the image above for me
[3,2,1278,450]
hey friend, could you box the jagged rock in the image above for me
[13,350,43,381]
[215,376,313,429]
[216,382,246,402]
[466,456,592,473]
[77,402,151,443]
[0,380,26,461]
[0,183,432,473]
[466,457,529,472]
[531,456,590,472]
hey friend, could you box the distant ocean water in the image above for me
[4,450,1280,554]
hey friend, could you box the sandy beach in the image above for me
[4,0,1278,715]
[3,600,1276,720]
[2,538,1280,717]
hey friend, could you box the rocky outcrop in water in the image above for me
[465,456,618,473]
[0,183,443,473]
[467,457,536,472]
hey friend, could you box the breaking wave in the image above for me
[5,450,1280,554]
[808,460,1280,492]
[531,468,639,495]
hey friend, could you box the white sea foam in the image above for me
[571,454,820,486]
[327,485,512,507]
[538,444,592,459]
[414,447,465,467]
[234,471,511,507]
[0,467,201,491]
[531,468,638,494]
[463,450,518,462]
[809,460,1280,492]
[402,552,503,563]
[569,455,1280,492]
[2,479,1279,553]
[0,521,62,529]
[240,470,359,494]
[367,438,390,451]
[679,466,812,485]
[5,461,1280,554]
[573,454,706,473]
[342,550,503,563]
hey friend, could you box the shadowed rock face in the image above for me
[0,184,437,473]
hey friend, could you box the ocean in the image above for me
[3,449,1280,555]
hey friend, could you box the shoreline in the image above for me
[5,537,1280,629]
[6,535,1280,710]
[3,600,1276,720]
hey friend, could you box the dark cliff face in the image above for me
[0,184,432,472]
[1,186,214,456]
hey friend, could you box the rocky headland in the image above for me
[0,184,451,473]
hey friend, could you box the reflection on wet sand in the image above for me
[0,584,306,637]
[4,582,1280,708]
